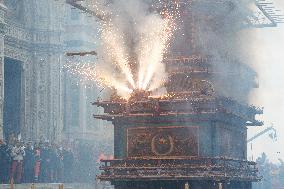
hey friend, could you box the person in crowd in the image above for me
[50,143,59,182]
[10,141,25,183]
[56,146,64,182]
[40,141,52,182]
[34,143,41,182]
[23,141,35,183]
[8,134,16,148]
[0,139,11,184]
[63,147,74,183]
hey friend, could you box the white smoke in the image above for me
[177,0,259,102]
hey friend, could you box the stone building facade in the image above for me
[0,0,105,143]
[0,0,64,142]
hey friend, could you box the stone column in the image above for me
[18,0,65,142]
[0,2,6,139]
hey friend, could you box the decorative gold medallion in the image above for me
[151,132,174,156]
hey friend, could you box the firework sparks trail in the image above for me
[101,23,136,88]
[65,0,180,99]
[137,14,175,90]
[64,62,133,95]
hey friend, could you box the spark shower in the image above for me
[64,0,179,98]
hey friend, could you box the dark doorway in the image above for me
[3,57,22,140]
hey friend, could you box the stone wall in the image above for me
[0,0,108,143]
[1,0,65,142]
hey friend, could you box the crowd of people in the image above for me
[0,135,113,184]
[0,138,79,184]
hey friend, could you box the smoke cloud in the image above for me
[66,0,267,103]
[171,0,259,102]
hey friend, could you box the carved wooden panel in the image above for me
[127,126,199,158]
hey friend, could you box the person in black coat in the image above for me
[0,139,11,184]
[63,148,74,183]
[49,144,59,182]
[23,142,35,183]
[55,147,64,182]
[40,142,52,183]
